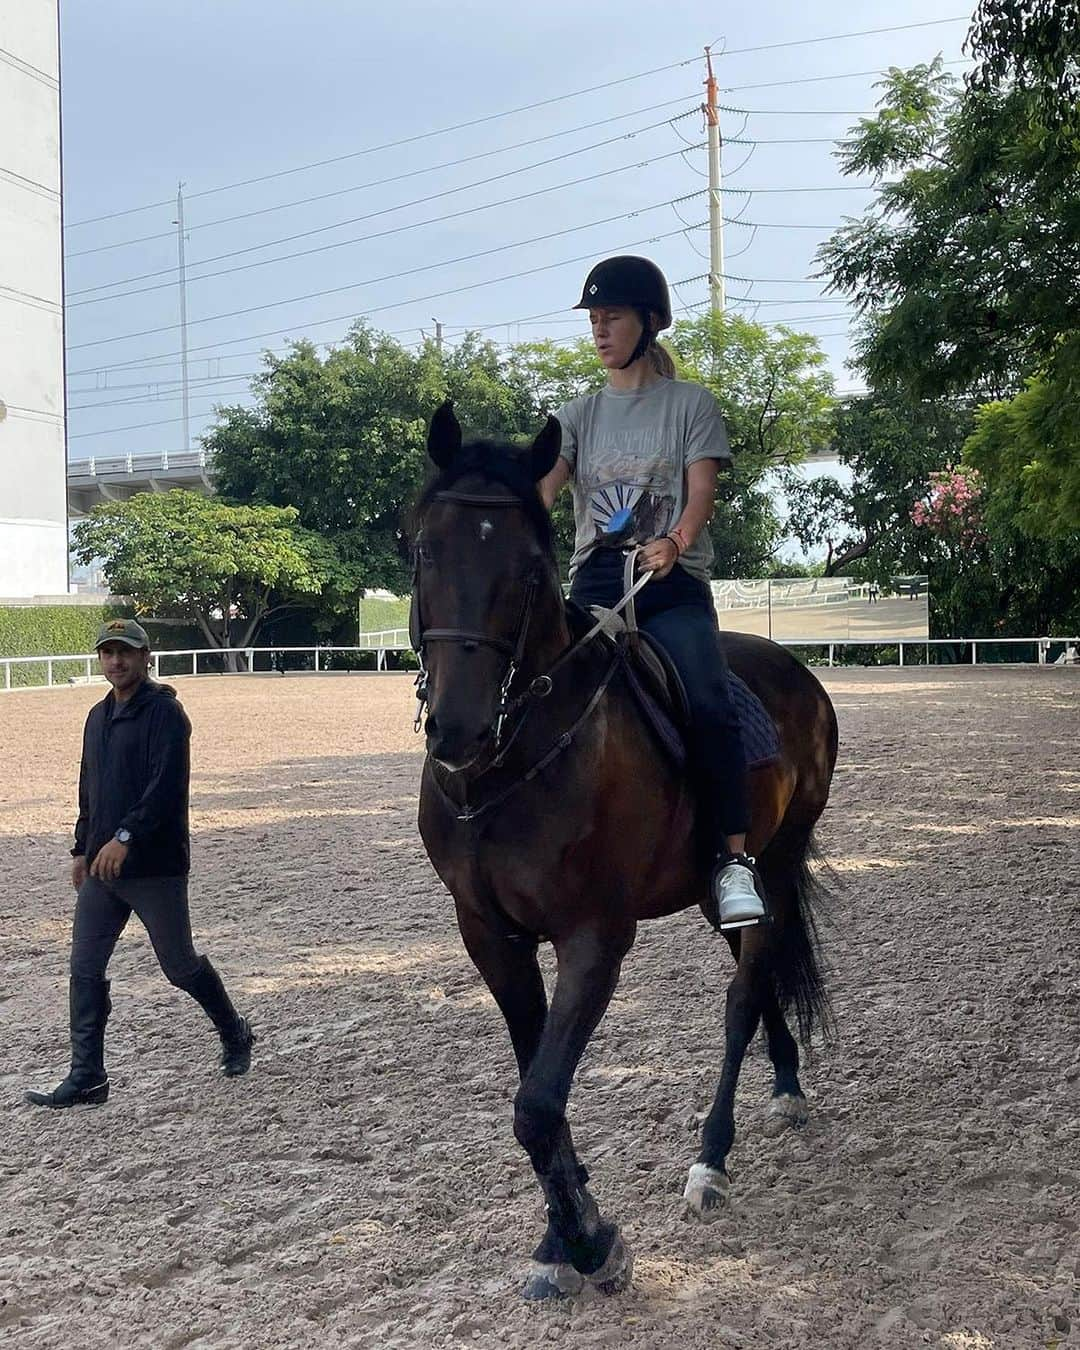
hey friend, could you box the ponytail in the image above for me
[647,341,676,379]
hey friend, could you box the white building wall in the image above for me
[0,0,68,598]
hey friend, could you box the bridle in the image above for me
[411,487,655,824]
[411,490,551,748]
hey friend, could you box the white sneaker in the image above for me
[712,856,766,930]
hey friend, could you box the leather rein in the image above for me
[411,489,649,825]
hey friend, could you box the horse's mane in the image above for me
[413,440,555,557]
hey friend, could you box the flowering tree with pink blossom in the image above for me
[910,466,986,548]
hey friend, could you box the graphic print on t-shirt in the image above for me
[582,437,678,547]
[589,481,676,545]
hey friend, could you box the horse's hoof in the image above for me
[763,1092,809,1137]
[683,1162,730,1221]
[586,1233,633,1295]
[522,1262,584,1301]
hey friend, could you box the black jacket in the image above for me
[73,680,191,878]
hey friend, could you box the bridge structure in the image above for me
[66,450,214,517]
[65,446,842,518]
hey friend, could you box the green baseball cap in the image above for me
[95,618,151,650]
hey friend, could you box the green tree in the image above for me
[670,312,835,575]
[966,0,1080,118]
[963,339,1080,536]
[815,56,1080,635]
[72,491,334,663]
[786,392,975,578]
[507,337,608,413]
[816,60,1080,399]
[205,325,538,612]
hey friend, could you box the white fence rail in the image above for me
[2,634,1077,692]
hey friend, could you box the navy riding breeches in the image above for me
[569,550,750,842]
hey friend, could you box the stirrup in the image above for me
[706,854,767,932]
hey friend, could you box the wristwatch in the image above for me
[115,828,132,845]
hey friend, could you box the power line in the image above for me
[74,126,864,306]
[69,383,257,413]
[65,221,703,373]
[68,310,861,428]
[67,193,706,349]
[68,123,701,303]
[64,17,970,232]
[68,395,257,441]
[64,96,697,260]
[715,15,968,58]
[721,57,968,93]
[63,54,705,229]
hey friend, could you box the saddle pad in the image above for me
[729,672,781,769]
[563,600,780,771]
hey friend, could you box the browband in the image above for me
[433,491,524,507]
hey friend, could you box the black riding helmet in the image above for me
[573,255,672,369]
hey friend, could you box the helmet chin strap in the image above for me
[619,308,654,370]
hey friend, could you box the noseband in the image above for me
[411,490,548,746]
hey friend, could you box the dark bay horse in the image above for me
[413,404,838,1298]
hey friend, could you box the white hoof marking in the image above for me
[683,1162,730,1221]
[763,1092,809,1137]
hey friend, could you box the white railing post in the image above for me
[971,641,978,665]
[828,642,834,667]
[85,657,92,682]
[153,652,160,679]
[3,661,9,691]
[192,652,198,676]
[314,646,321,673]
[899,642,905,667]
[246,647,255,673]
[47,658,54,687]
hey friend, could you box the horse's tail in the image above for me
[761,825,835,1048]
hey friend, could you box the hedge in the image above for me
[357,595,410,636]
[0,604,124,659]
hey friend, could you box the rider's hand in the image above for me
[89,839,129,882]
[71,855,88,891]
[637,536,680,580]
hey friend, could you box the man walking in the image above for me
[26,619,255,1108]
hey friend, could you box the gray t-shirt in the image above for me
[556,377,732,581]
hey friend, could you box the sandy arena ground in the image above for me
[1,667,1077,1349]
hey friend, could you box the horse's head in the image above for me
[412,402,565,772]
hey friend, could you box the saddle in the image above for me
[564,599,781,773]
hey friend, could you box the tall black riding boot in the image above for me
[183,956,256,1077]
[26,976,111,1108]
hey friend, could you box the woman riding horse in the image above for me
[412,263,837,1299]
[540,255,763,931]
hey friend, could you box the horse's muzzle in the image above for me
[425,713,486,773]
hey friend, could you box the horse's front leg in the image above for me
[455,905,591,1299]
[513,922,636,1293]
[685,925,769,1219]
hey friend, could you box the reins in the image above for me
[411,487,653,824]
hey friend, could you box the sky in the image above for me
[59,0,975,463]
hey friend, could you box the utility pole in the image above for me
[703,47,725,314]
[174,183,191,450]
[431,317,443,353]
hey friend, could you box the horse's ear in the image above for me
[427,401,462,468]
[530,416,562,481]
